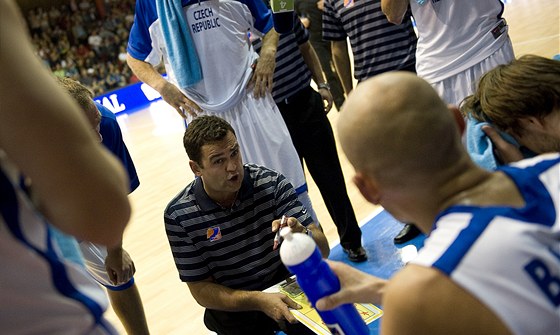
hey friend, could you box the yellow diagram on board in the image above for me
[280,279,383,335]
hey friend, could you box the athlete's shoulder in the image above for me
[384,264,511,335]
[95,101,117,121]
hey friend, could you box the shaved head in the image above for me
[338,72,464,189]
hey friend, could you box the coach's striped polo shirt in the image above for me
[164,164,313,290]
[253,15,312,103]
[322,0,417,81]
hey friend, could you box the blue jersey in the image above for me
[412,153,560,335]
[96,102,139,193]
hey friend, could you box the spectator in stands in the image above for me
[23,0,137,95]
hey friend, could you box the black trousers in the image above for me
[203,267,315,335]
[276,86,362,250]
[204,309,316,335]
[308,39,346,110]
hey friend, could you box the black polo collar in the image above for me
[192,165,253,212]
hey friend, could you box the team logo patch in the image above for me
[343,0,354,8]
[207,227,222,241]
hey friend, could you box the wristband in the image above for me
[302,226,312,238]
[318,82,330,90]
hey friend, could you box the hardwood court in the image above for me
[105,1,559,333]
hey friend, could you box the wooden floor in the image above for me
[104,1,559,333]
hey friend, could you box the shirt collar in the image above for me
[192,165,253,212]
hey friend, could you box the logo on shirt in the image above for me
[207,227,222,241]
[191,7,221,34]
[343,0,354,8]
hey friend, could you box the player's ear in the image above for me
[353,172,381,205]
[518,116,545,132]
[189,160,202,176]
[448,105,465,136]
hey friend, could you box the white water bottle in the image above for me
[279,228,369,335]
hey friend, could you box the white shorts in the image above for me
[431,39,515,107]
[79,241,135,291]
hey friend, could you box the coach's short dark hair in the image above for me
[183,115,236,165]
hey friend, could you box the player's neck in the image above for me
[441,169,525,210]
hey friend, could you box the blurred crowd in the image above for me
[24,0,139,95]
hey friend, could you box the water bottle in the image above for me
[279,228,369,335]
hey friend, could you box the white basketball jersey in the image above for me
[136,0,261,112]
[0,151,116,334]
[412,154,560,335]
[411,0,511,82]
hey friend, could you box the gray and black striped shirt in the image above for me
[253,16,312,103]
[164,164,313,290]
[322,0,417,81]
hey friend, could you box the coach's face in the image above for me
[190,131,244,206]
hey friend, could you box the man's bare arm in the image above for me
[381,0,409,24]
[331,40,354,95]
[299,41,334,112]
[0,0,130,247]
[315,260,386,310]
[126,54,201,117]
[187,279,300,324]
[250,29,279,98]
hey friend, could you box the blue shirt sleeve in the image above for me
[96,102,140,193]
[237,0,274,34]
[127,0,159,60]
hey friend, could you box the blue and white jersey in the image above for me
[128,0,273,112]
[412,153,560,335]
[410,0,511,83]
[0,151,116,334]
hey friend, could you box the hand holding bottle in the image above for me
[280,228,370,335]
[315,260,387,311]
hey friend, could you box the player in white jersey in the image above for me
[409,154,560,335]
[0,154,118,334]
[382,0,515,106]
[0,0,130,331]
[312,72,560,335]
[127,0,318,220]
